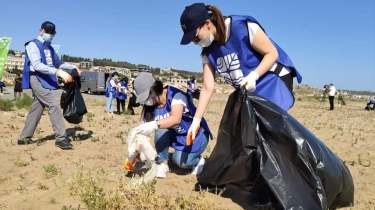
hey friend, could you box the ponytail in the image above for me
[201,5,226,56]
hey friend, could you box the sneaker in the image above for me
[191,157,205,175]
[156,163,169,178]
[194,182,226,194]
[18,138,37,145]
[55,139,73,150]
[124,157,137,172]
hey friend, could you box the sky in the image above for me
[1,0,374,91]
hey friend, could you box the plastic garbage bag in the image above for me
[127,129,157,163]
[61,70,87,124]
[126,129,158,188]
[197,87,354,209]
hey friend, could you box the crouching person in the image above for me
[127,72,213,178]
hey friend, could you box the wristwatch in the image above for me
[156,120,161,128]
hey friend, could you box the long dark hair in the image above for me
[142,80,164,122]
[201,5,226,56]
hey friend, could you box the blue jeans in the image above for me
[106,92,114,112]
[154,129,209,169]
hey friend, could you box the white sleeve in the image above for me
[171,92,188,107]
[202,55,209,64]
[171,92,190,113]
[110,79,116,87]
[247,21,259,44]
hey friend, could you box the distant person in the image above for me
[18,21,79,149]
[114,76,128,115]
[187,76,197,96]
[0,80,4,95]
[327,83,336,110]
[367,97,375,110]
[127,73,213,178]
[178,3,302,192]
[14,73,23,100]
[105,72,120,115]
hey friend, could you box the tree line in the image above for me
[6,50,204,78]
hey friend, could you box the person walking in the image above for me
[18,21,79,149]
[327,83,336,110]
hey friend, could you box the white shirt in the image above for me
[328,86,336,96]
[171,92,189,113]
[202,18,292,78]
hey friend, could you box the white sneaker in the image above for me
[0,93,3,95]
[156,164,169,178]
[191,157,205,175]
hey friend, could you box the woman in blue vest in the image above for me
[128,72,213,178]
[105,72,120,115]
[186,76,197,96]
[114,76,128,115]
[179,3,303,191]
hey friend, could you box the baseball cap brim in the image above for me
[135,89,150,104]
[180,29,196,45]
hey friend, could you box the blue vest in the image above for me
[114,81,127,100]
[21,39,58,90]
[206,15,303,111]
[153,86,213,152]
[105,78,116,97]
[187,80,195,95]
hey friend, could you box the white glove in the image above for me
[187,117,201,145]
[133,121,158,136]
[72,65,81,76]
[56,69,73,83]
[239,71,259,92]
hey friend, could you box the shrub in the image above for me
[15,93,33,109]
[0,98,14,111]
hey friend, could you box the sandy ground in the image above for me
[0,85,374,210]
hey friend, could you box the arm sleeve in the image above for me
[26,42,56,75]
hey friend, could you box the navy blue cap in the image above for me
[41,21,56,31]
[180,3,209,45]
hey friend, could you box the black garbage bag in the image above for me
[198,87,354,209]
[127,92,140,115]
[192,89,201,100]
[61,70,87,124]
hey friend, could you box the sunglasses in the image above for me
[192,27,202,43]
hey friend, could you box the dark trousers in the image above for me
[116,98,125,113]
[329,96,334,110]
[0,86,3,93]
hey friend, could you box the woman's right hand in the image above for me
[187,62,215,141]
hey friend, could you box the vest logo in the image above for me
[216,53,244,87]
[44,49,53,66]
[173,126,186,134]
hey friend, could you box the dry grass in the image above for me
[0,84,374,209]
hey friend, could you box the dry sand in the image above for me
[0,85,374,209]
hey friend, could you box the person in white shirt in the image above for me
[327,83,336,110]
[367,97,375,110]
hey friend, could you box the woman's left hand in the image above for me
[134,121,158,136]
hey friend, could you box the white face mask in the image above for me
[197,32,214,48]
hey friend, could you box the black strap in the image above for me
[273,63,284,76]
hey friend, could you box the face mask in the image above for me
[42,34,54,42]
[197,32,214,48]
